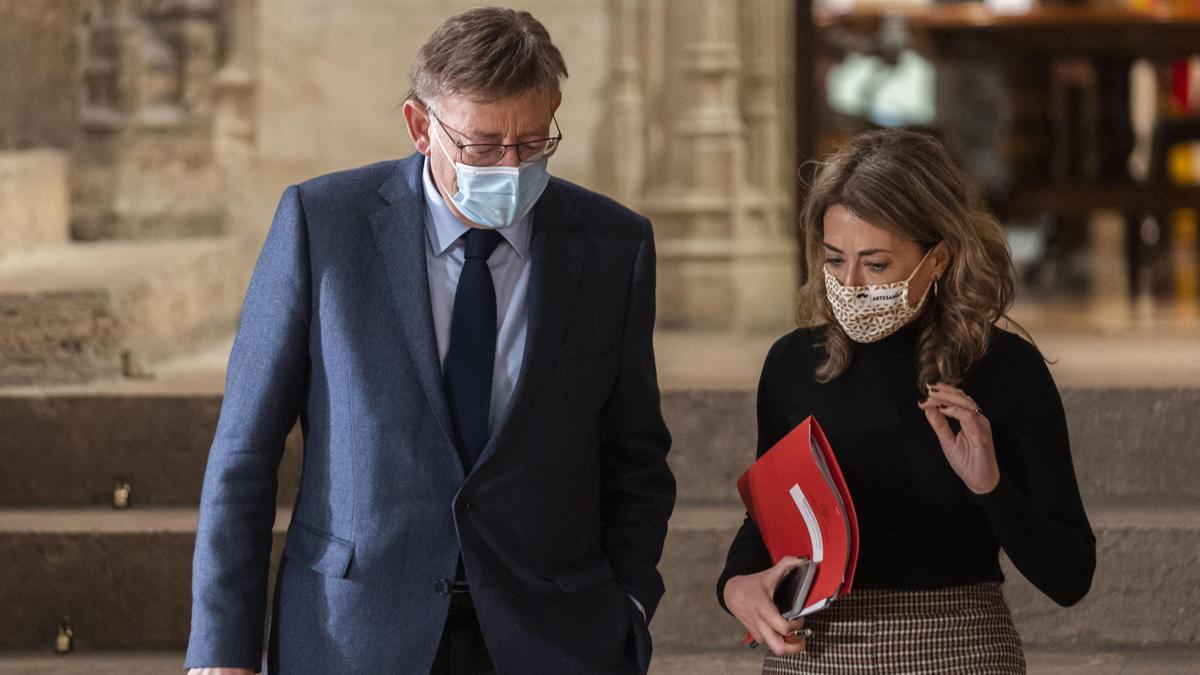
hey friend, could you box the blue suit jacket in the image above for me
[184,154,676,674]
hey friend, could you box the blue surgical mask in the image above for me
[433,127,550,230]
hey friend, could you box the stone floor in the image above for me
[4,296,1196,399]
[3,648,1200,674]
[655,297,1200,390]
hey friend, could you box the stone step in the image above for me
[0,652,187,675]
[1,648,1199,675]
[653,502,1200,654]
[2,385,1196,507]
[0,150,69,260]
[0,389,302,507]
[1,502,1197,653]
[1001,503,1200,650]
[0,508,290,652]
[662,387,1200,505]
[0,237,251,386]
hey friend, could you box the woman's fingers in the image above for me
[730,565,811,656]
[922,390,976,413]
[783,632,808,647]
[771,555,804,577]
[760,604,793,638]
[921,403,957,448]
[931,402,989,438]
[927,384,980,413]
[773,631,808,655]
[760,607,809,648]
[754,597,808,655]
[921,388,989,436]
[758,616,806,655]
[763,556,805,597]
[783,616,809,647]
[761,559,809,635]
[755,619,789,655]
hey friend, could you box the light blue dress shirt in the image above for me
[422,157,531,436]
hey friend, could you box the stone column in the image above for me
[637,0,797,330]
[738,0,797,328]
[214,0,257,166]
[603,0,646,208]
[73,0,229,240]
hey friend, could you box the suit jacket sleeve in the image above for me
[185,185,311,670]
[597,217,676,622]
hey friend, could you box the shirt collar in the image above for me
[421,156,532,258]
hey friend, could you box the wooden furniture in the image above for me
[795,2,1200,295]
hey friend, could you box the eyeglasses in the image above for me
[427,106,562,167]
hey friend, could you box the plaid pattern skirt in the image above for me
[762,583,1025,674]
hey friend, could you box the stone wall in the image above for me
[246,0,797,331]
[0,150,70,259]
[253,0,610,188]
[71,0,231,240]
[0,0,800,333]
[0,1,83,150]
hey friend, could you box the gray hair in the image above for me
[407,7,568,104]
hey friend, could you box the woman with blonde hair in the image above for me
[717,129,1095,673]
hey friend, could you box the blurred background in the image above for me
[0,0,1198,673]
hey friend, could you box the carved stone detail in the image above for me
[72,0,248,240]
[605,0,797,330]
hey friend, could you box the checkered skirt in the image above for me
[762,582,1026,674]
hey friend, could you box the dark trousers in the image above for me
[430,591,495,675]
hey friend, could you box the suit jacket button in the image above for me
[463,500,474,511]
[435,578,452,596]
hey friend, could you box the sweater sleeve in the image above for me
[967,337,1096,607]
[715,336,787,613]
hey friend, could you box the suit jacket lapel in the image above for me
[473,181,586,472]
[368,157,462,476]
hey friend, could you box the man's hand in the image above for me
[723,556,808,656]
[187,669,253,675]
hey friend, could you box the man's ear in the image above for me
[402,99,432,155]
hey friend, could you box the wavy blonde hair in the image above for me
[796,129,1034,390]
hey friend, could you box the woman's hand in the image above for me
[919,383,1000,494]
[723,557,809,656]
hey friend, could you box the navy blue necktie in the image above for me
[444,228,504,472]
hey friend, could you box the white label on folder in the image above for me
[789,484,824,563]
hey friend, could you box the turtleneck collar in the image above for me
[852,314,924,356]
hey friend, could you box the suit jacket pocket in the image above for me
[548,553,617,593]
[282,519,355,579]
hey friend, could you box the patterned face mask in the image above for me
[823,249,935,344]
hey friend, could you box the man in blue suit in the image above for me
[184,7,675,674]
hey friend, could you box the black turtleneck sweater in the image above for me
[717,321,1096,612]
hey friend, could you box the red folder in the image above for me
[737,416,859,621]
